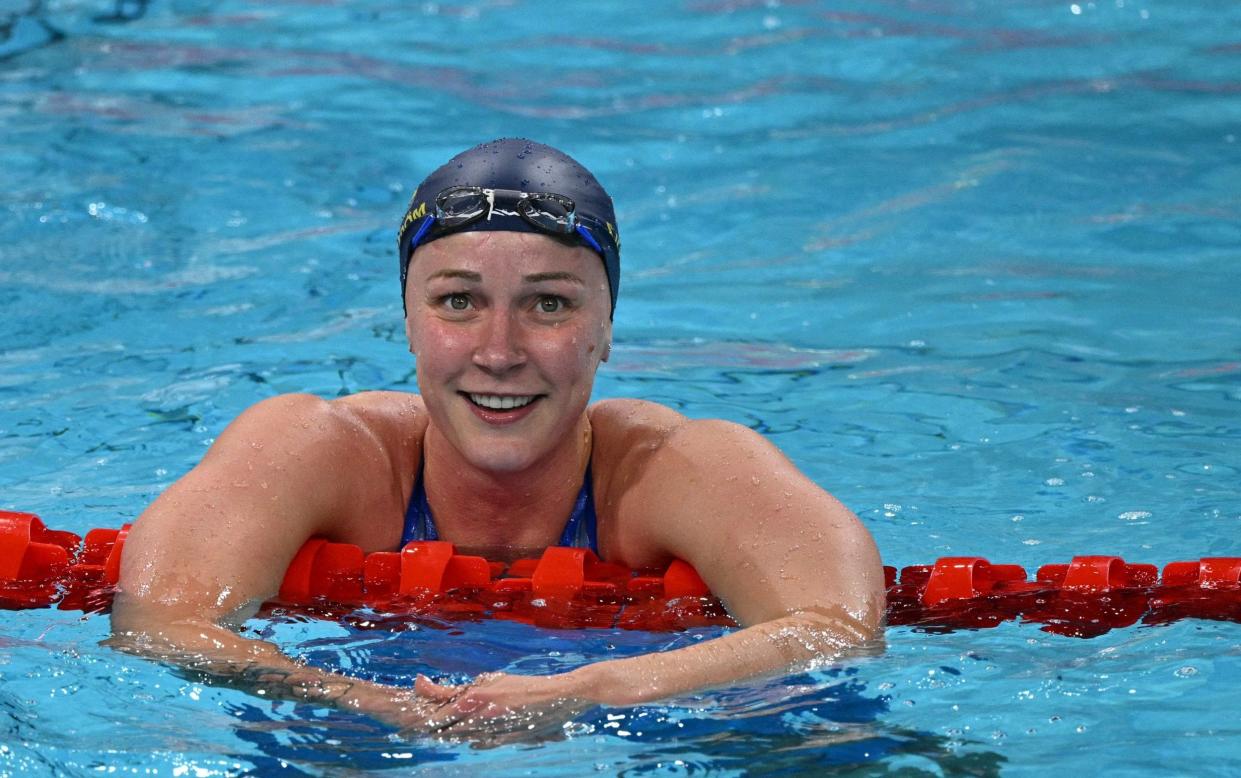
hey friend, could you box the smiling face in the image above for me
[404,231,613,474]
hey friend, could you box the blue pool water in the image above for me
[3,0,1240,774]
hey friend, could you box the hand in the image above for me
[338,681,440,733]
[412,671,594,742]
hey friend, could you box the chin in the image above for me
[463,443,543,474]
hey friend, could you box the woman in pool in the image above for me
[110,138,885,739]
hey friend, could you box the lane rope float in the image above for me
[3,510,1240,637]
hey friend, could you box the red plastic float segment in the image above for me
[0,511,80,581]
[399,541,491,595]
[535,547,629,597]
[1145,559,1241,627]
[363,551,401,600]
[280,538,327,601]
[1162,558,1241,589]
[103,525,130,585]
[1023,556,1156,638]
[921,557,1030,606]
[81,528,120,566]
[663,559,711,598]
[314,541,365,601]
[277,539,366,602]
[530,546,589,597]
[1037,556,1158,592]
[625,573,663,595]
[50,527,119,612]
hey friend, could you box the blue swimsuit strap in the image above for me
[401,460,598,554]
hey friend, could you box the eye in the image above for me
[446,293,470,311]
[537,296,566,314]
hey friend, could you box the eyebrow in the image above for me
[426,269,482,282]
[523,271,584,285]
[423,269,584,285]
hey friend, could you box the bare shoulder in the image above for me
[589,398,780,481]
[334,389,426,421]
[254,390,426,432]
[587,398,687,453]
[332,390,427,455]
[204,391,422,470]
[115,391,429,626]
[592,401,882,616]
[590,400,795,560]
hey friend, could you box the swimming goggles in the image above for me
[406,186,605,256]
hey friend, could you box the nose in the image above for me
[472,310,527,375]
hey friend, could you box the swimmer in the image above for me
[108,138,885,740]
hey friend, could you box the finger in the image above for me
[415,673,460,702]
[420,688,490,733]
[440,705,566,744]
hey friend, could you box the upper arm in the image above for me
[112,393,403,631]
[634,420,885,632]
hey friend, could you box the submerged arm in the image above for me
[416,417,885,736]
[108,607,427,723]
[108,393,432,730]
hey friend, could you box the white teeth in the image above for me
[468,393,536,410]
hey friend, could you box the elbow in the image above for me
[780,599,885,661]
[106,599,180,657]
[106,594,222,659]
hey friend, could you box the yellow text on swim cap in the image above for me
[401,201,427,240]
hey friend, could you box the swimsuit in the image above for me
[401,460,599,554]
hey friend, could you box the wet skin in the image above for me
[110,230,886,740]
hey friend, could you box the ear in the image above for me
[405,314,418,355]
[600,318,613,363]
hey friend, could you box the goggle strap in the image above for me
[575,224,604,255]
[409,214,437,253]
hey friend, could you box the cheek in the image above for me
[537,324,606,380]
[410,319,473,372]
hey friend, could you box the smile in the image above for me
[467,393,539,410]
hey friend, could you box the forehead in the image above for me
[408,231,605,282]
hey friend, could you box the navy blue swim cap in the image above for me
[397,138,621,317]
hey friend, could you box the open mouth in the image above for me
[465,393,540,411]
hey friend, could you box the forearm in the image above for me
[568,608,877,706]
[106,613,414,721]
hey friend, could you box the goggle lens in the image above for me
[436,187,490,226]
[519,193,575,232]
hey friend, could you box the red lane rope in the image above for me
[3,510,1240,636]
